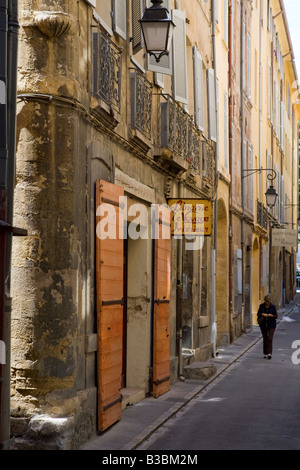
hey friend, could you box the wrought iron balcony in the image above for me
[130,69,153,141]
[257,200,268,230]
[188,117,201,174]
[92,29,122,113]
[201,139,215,184]
[161,96,189,162]
[160,95,214,180]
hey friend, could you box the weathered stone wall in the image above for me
[10,0,216,449]
[11,0,96,449]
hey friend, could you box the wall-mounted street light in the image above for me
[139,0,175,63]
[265,185,278,209]
[242,168,278,209]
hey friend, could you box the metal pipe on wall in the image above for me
[0,0,19,449]
[240,0,245,331]
[210,0,218,357]
[0,0,9,449]
[228,0,233,338]
[176,181,183,377]
[6,0,19,288]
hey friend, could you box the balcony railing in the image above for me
[257,200,268,230]
[92,29,122,113]
[160,95,214,180]
[161,96,189,161]
[201,139,215,184]
[130,69,153,141]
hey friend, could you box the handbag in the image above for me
[257,315,265,326]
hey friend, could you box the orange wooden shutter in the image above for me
[152,211,171,398]
[96,180,124,431]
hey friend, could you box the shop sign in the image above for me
[167,198,211,236]
[272,229,298,247]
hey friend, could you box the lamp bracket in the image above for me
[148,50,169,62]
[242,168,276,181]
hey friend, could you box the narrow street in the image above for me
[81,297,300,451]
[137,305,300,451]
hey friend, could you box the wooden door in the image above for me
[96,180,124,431]
[152,211,171,398]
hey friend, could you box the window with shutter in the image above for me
[268,62,271,119]
[287,84,291,119]
[224,91,229,171]
[280,101,284,150]
[207,69,216,142]
[172,9,188,105]
[280,176,284,223]
[248,146,253,213]
[146,0,173,75]
[132,0,143,54]
[193,46,204,132]
[247,32,251,98]
[113,0,126,40]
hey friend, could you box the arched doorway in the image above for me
[216,199,229,346]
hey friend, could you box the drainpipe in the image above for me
[210,0,218,357]
[269,34,274,295]
[176,181,183,377]
[6,0,19,283]
[228,0,233,340]
[291,106,295,295]
[0,0,21,449]
[259,0,262,303]
[0,0,9,449]
[240,0,245,331]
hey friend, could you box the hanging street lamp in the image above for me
[265,185,278,209]
[139,0,175,63]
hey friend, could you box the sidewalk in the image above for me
[80,294,300,450]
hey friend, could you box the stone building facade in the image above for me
[10,0,217,449]
[7,0,299,449]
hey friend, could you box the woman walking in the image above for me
[257,295,278,359]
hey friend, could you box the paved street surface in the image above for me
[81,295,300,451]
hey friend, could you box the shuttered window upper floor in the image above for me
[90,0,216,179]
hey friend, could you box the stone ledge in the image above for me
[183,361,217,381]
[121,388,145,410]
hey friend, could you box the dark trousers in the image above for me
[260,327,275,355]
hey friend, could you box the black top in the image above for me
[257,302,278,329]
